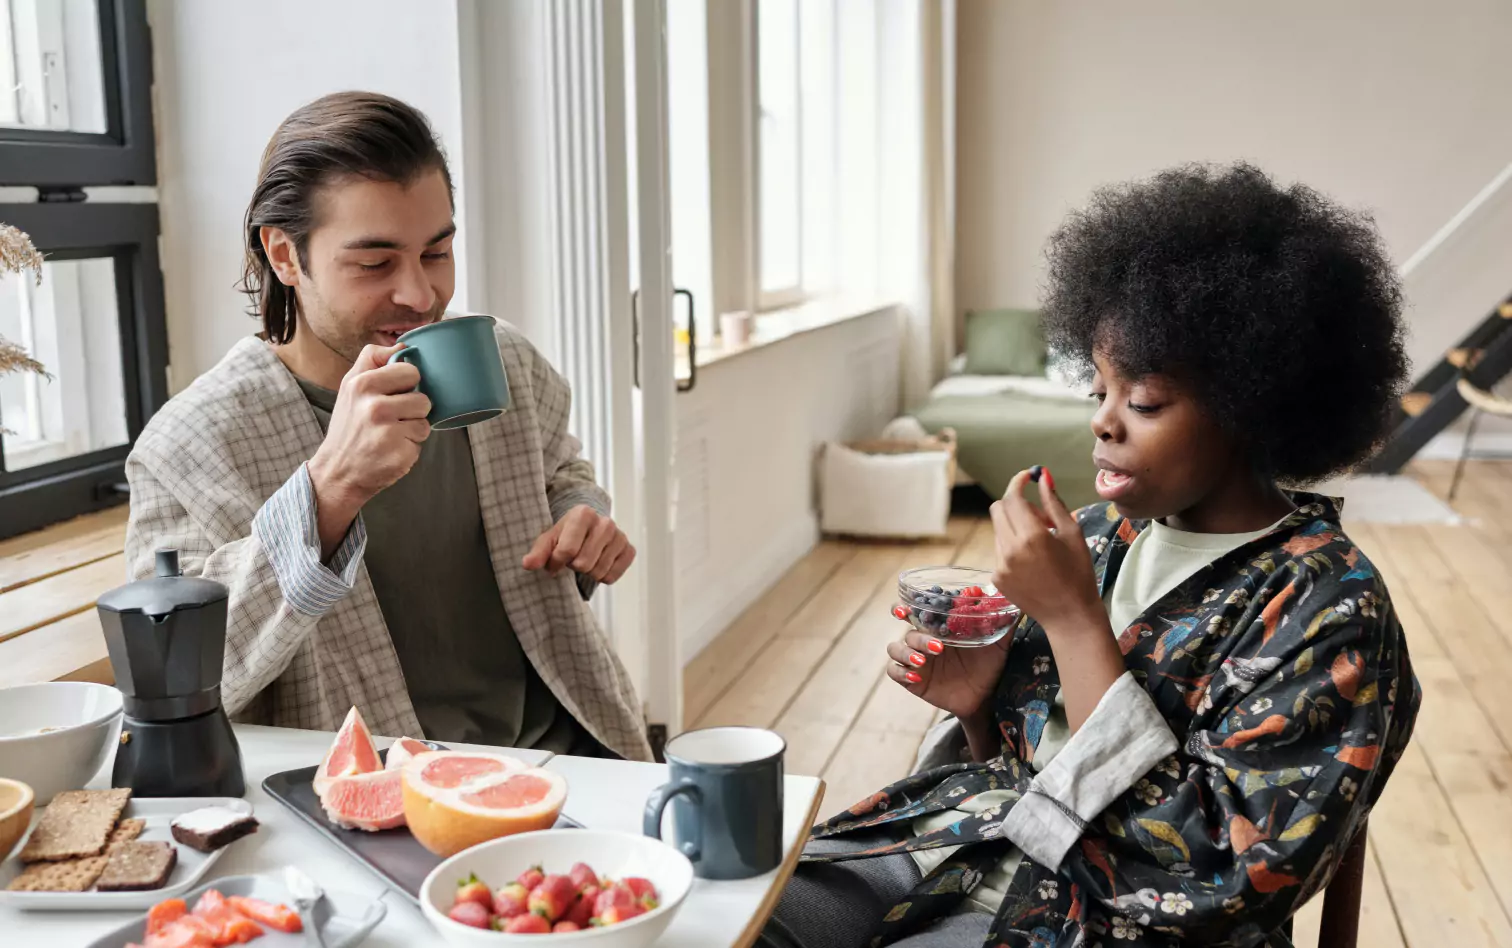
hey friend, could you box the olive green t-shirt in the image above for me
[297,378,590,754]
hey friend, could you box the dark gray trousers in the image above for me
[756,833,993,948]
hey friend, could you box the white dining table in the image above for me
[1,723,825,947]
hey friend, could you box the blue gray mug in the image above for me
[643,726,786,880]
[386,315,511,430]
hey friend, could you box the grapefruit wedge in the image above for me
[402,751,567,857]
[322,769,406,832]
[384,736,431,771]
[313,706,382,800]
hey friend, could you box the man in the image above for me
[125,91,651,761]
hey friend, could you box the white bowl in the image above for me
[420,829,694,947]
[0,682,123,805]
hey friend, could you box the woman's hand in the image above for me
[886,627,1011,722]
[989,468,1103,631]
[992,467,1126,732]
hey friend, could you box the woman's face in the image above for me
[1088,351,1239,522]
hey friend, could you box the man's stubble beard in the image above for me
[297,280,446,366]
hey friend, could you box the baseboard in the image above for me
[678,514,820,664]
[1418,431,1512,460]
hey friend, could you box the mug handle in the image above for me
[386,347,421,392]
[644,778,703,863]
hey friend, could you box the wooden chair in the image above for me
[1315,820,1370,948]
[1273,819,1369,948]
[1449,377,1512,502]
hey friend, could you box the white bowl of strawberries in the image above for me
[420,829,694,945]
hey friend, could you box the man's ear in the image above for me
[261,226,302,287]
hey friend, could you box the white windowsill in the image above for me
[678,297,898,375]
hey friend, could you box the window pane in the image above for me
[0,256,127,471]
[758,0,801,295]
[0,0,107,134]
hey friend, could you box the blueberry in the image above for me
[929,585,943,594]
[930,597,947,609]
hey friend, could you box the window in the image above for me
[0,0,164,540]
[755,0,839,310]
[664,0,875,334]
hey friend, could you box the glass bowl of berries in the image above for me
[894,567,1021,647]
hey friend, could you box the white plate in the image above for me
[0,796,254,911]
[82,871,386,948]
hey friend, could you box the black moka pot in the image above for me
[98,549,245,797]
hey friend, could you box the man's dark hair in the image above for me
[1040,161,1408,483]
[239,91,453,343]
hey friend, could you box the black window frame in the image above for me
[0,0,165,540]
[0,0,156,186]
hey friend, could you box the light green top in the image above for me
[910,515,1281,914]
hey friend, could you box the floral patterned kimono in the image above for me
[803,495,1420,947]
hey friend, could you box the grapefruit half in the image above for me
[402,751,566,857]
[321,768,406,832]
[313,706,381,800]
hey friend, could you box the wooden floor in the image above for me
[685,459,1512,947]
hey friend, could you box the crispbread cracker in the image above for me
[5,854,110,892]
[106,818,146,852]
[18,788,132,862]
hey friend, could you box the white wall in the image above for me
[673,309,902,660]
[148,0,471,390]
[955,0,1512,376]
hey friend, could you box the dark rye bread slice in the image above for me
[18,788,132,863]
[95,841,177,892]
[170,806,258,853]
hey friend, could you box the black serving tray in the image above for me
[262,742,579,903]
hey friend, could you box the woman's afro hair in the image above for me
[1040,162,1408,483]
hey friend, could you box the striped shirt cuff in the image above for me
[1001,671,1179,870]
[549,485,610,524]
[253,463,367,618]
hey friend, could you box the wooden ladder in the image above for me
[1366,297,1512,473]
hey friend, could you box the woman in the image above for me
[760,163,1420,948]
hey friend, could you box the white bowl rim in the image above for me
[0,682,124,743]
[419,828,694,939]
[0,777,35,820]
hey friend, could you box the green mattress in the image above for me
[913,391,1100,510]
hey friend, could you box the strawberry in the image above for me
[962,585,984,598]
[598,903,647,925]
[447,900,492,929]
[504,913,551,934]
[517,865,546,892]
[493,883,529,919]
[594,882,637,916]
[622,877,660,908]
[454,873,493,910]
[528,874,578,921]
[568,861,600,894]
[553,921,583,933]
[567,885,598,928]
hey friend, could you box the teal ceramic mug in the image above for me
[386,315,511,430]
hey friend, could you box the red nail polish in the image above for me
[927,639,944,654]
[910,653,926,667]
[905,671,922,684]
[1044,468,1056,491]
[892,605,909,621]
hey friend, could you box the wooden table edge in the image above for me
[734,778,826,948]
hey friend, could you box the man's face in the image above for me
[280,168,456,363]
